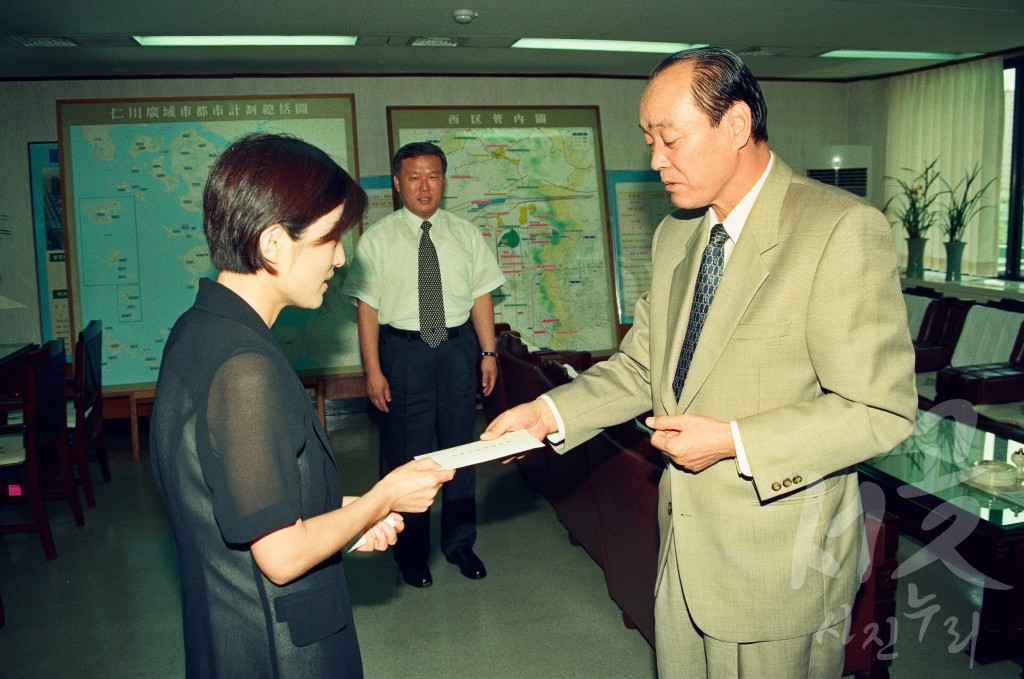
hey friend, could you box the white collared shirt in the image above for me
[709,151,775,268]
[342,207,505,329]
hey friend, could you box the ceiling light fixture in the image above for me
[134,35,358,47]
[512,38,704,54]
[820,49,980,61]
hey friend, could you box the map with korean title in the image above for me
[59,96,361,387]
[389,107,618,352]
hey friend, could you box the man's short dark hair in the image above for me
[651,46,768,144]
[203,133,366,274]
[392,142,448,176]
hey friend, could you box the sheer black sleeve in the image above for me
[204,350,304,544]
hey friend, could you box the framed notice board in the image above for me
[605,169,677,325]
[28,141,71,347]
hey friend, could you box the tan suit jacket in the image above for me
[547,157,916,642]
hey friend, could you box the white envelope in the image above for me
[414,429,545,470]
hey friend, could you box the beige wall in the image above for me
[762,80,851,171]
[0,74,870,343]
[845,79,890,202]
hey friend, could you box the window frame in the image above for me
[1003,56,1024,279]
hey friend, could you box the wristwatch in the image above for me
[481,351,497,358]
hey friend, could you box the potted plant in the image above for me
[884,159,941,278]
[940,164,995,282]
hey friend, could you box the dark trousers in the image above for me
[377,325,479,566]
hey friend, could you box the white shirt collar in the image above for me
[707,151,775,245]
[400,206,441,234]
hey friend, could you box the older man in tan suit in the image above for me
[483,47,916,678]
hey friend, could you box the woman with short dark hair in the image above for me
[151,133,453,678]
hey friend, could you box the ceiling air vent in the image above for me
[11,36,78,48]
[410,36,461,48]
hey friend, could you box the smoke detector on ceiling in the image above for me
[452,9,478,24]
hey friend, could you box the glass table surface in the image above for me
[860,406,1024,530]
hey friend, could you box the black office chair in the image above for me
[0,340,84,559]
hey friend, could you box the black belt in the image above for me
[383,324,467,341]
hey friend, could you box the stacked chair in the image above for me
[0,340,84,559]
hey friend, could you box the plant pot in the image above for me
[945,241,966,282]
[905,237,927,279]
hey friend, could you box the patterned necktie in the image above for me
[418,220,447,348]
[673,224,728,399]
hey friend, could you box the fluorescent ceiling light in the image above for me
[134,35,357,47]
[820,49,980,61]
[512,38,703,54]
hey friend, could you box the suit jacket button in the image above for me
[783,478,792,488]
[771,482,782,492]
[793,476,802,484]
[667,501,673,515]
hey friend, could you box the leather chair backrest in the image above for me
[76,320,103,411]
[950,304,1024,367]
[903,293,934,342]
[535,350,592,372]
[933,298,974,350]
[1010,321,1024,366]
[25,340,67,471]
[497,334,541,407]
[536,358,572,391]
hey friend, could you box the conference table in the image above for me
[857,403,1024,665]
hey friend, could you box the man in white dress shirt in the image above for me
[343,142,505,588]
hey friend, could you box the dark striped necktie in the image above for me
[672,224,728,399]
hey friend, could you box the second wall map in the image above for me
[387,106,617,352]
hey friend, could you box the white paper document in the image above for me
[414,429,545,470]
[348,514,397,552]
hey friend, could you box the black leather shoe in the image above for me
[398,563,432,588]
[445,546,487,580]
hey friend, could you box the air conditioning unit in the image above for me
[803,145,872,199]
